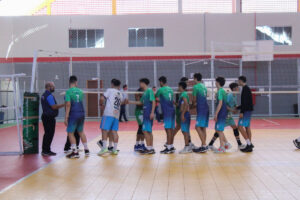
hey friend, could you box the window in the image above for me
[69,29,104,48]
[242,0,297,13]
[256,26,292,46]
[183,0,232,13]
[128,28,163,47]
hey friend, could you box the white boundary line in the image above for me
[262,118,281,126]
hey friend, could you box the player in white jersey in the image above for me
[98,79,124,156]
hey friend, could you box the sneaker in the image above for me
[97,140,103,149]
[97,148,108,156]
[134,144,141,152]
[84,149,90,156]
[42,151,56,156]
[225,142,232,150]
[208,145,218,151]
[214,146,226,153]
[111,150,119,155]
[179,146,193,154]
[189,143,196,150]
[238,144,247,150]
[64,149,71,153]
[293,139,300,149]
[139,144,147,152]
[193,146,208,153]
[66,151,80,159]
[140,149,156,154]
[108,146,113,152]
[160,148,171,154]
[240,145,253,153]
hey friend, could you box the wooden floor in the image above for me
[1,128,300,200]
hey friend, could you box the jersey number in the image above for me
[114,97,121,108]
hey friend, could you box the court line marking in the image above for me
[262,118,281,126]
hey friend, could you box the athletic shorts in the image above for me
[100,116,119,131]
[164,115,175,129]
[137,124,143,135]
[67,117,84,133]
[196,112,209,128]
[215,118,226,132]
[143,118,153,133]
[181,113,191,133]
[238,111,252,128]
[225,116,236,127]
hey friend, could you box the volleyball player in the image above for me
[213,77,230,153]
[293,137,300,149]
[208,82,245,150]
[134,87,146,152]
[237,76,254,153]
[177,81,192,154]
[128,78,156,154]
[64,76,89,159]
[156,76,176,154]
[192,73,209,153]
[98,79,124,156]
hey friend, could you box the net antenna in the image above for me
[0,73,26,155]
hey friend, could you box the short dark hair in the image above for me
[152,86,156,89]
[193,73,202,81]
[123,84,127,89]
[180,77,188,82]
[216,77,225,87]
[229,82,239,91]
[111,79,121,87]
[69,75,77,84]
[238,76,247,83]
[158,76,167,84]
[139,78,150,85]
[178,81,187,90]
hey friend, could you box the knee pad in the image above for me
[234,129,239,137]
[214,132,219,138]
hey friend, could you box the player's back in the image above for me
[141,88,155,119]
[217,87,228,118]
[156,86,175,115]
[193,83,208,111]
[66,87,85,118]
[103,88,123,119]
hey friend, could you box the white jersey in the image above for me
[103,88,123,119]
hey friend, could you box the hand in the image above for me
[214,116,217,122]
[239,113,243,119]
[181,114,185,122]
[64,118,68,126]
[150,113,154,120]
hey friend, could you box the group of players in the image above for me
[63,72,255,158]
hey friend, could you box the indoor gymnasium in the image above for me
[1,0,300,200]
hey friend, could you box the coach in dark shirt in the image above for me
[41,82,64,156]
[237,76,254,153]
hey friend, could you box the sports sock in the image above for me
[246,139,251,145]
[113,143,118,151]
[136,141,139,145]
[71,144,77,153]
[147,146,153,150]
[140,141,145,145]
[102,140,107,149]
[109,140,113,147]
[167,145,172,150]
[83,143,88,150]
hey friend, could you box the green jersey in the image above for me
[178,91,190,114]
[155,86,175,116]
[141,88,155,118]
[65,87,85,118]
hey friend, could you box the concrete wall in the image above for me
[0,13,299,58]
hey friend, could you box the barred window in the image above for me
[242,0,297,13]
[69,29,104,48]
[129,28,164,47]
[256,26,292,46]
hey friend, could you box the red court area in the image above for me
[0,118,300,191]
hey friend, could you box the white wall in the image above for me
[0,13,299,58]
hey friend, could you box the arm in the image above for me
[150,100,155,120]
[180,98,188,122]
[64,101,71,126]
[214,100,222,121]
[51,104,65,110]
[47,95,64,110]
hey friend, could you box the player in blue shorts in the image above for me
[192,73,209,153]
[64,76,89,159]
[208,82,245,150]
[213,77,229,153]
[177,81,193,154]
[129,78,156,154]
[237,76,254,153]
[98,79,124,156]
[156,76,176,154]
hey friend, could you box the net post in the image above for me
[239,59,243,76]
[182,60,186,77]
[97,62,101,118]
[178,0,182,14]
[268,61,272,116]
[13,76,22,154]
[125,61,129,117]
[211,58,215,116]
[297,58,300,117]
[69,57,73,76]
[30,50,38,93]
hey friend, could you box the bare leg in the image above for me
[143,131,153,147]
[217,131,226,148]
[183,132,189,146]
[238,126,249,140]
[246,127,252,142]
[196,127,207,146]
